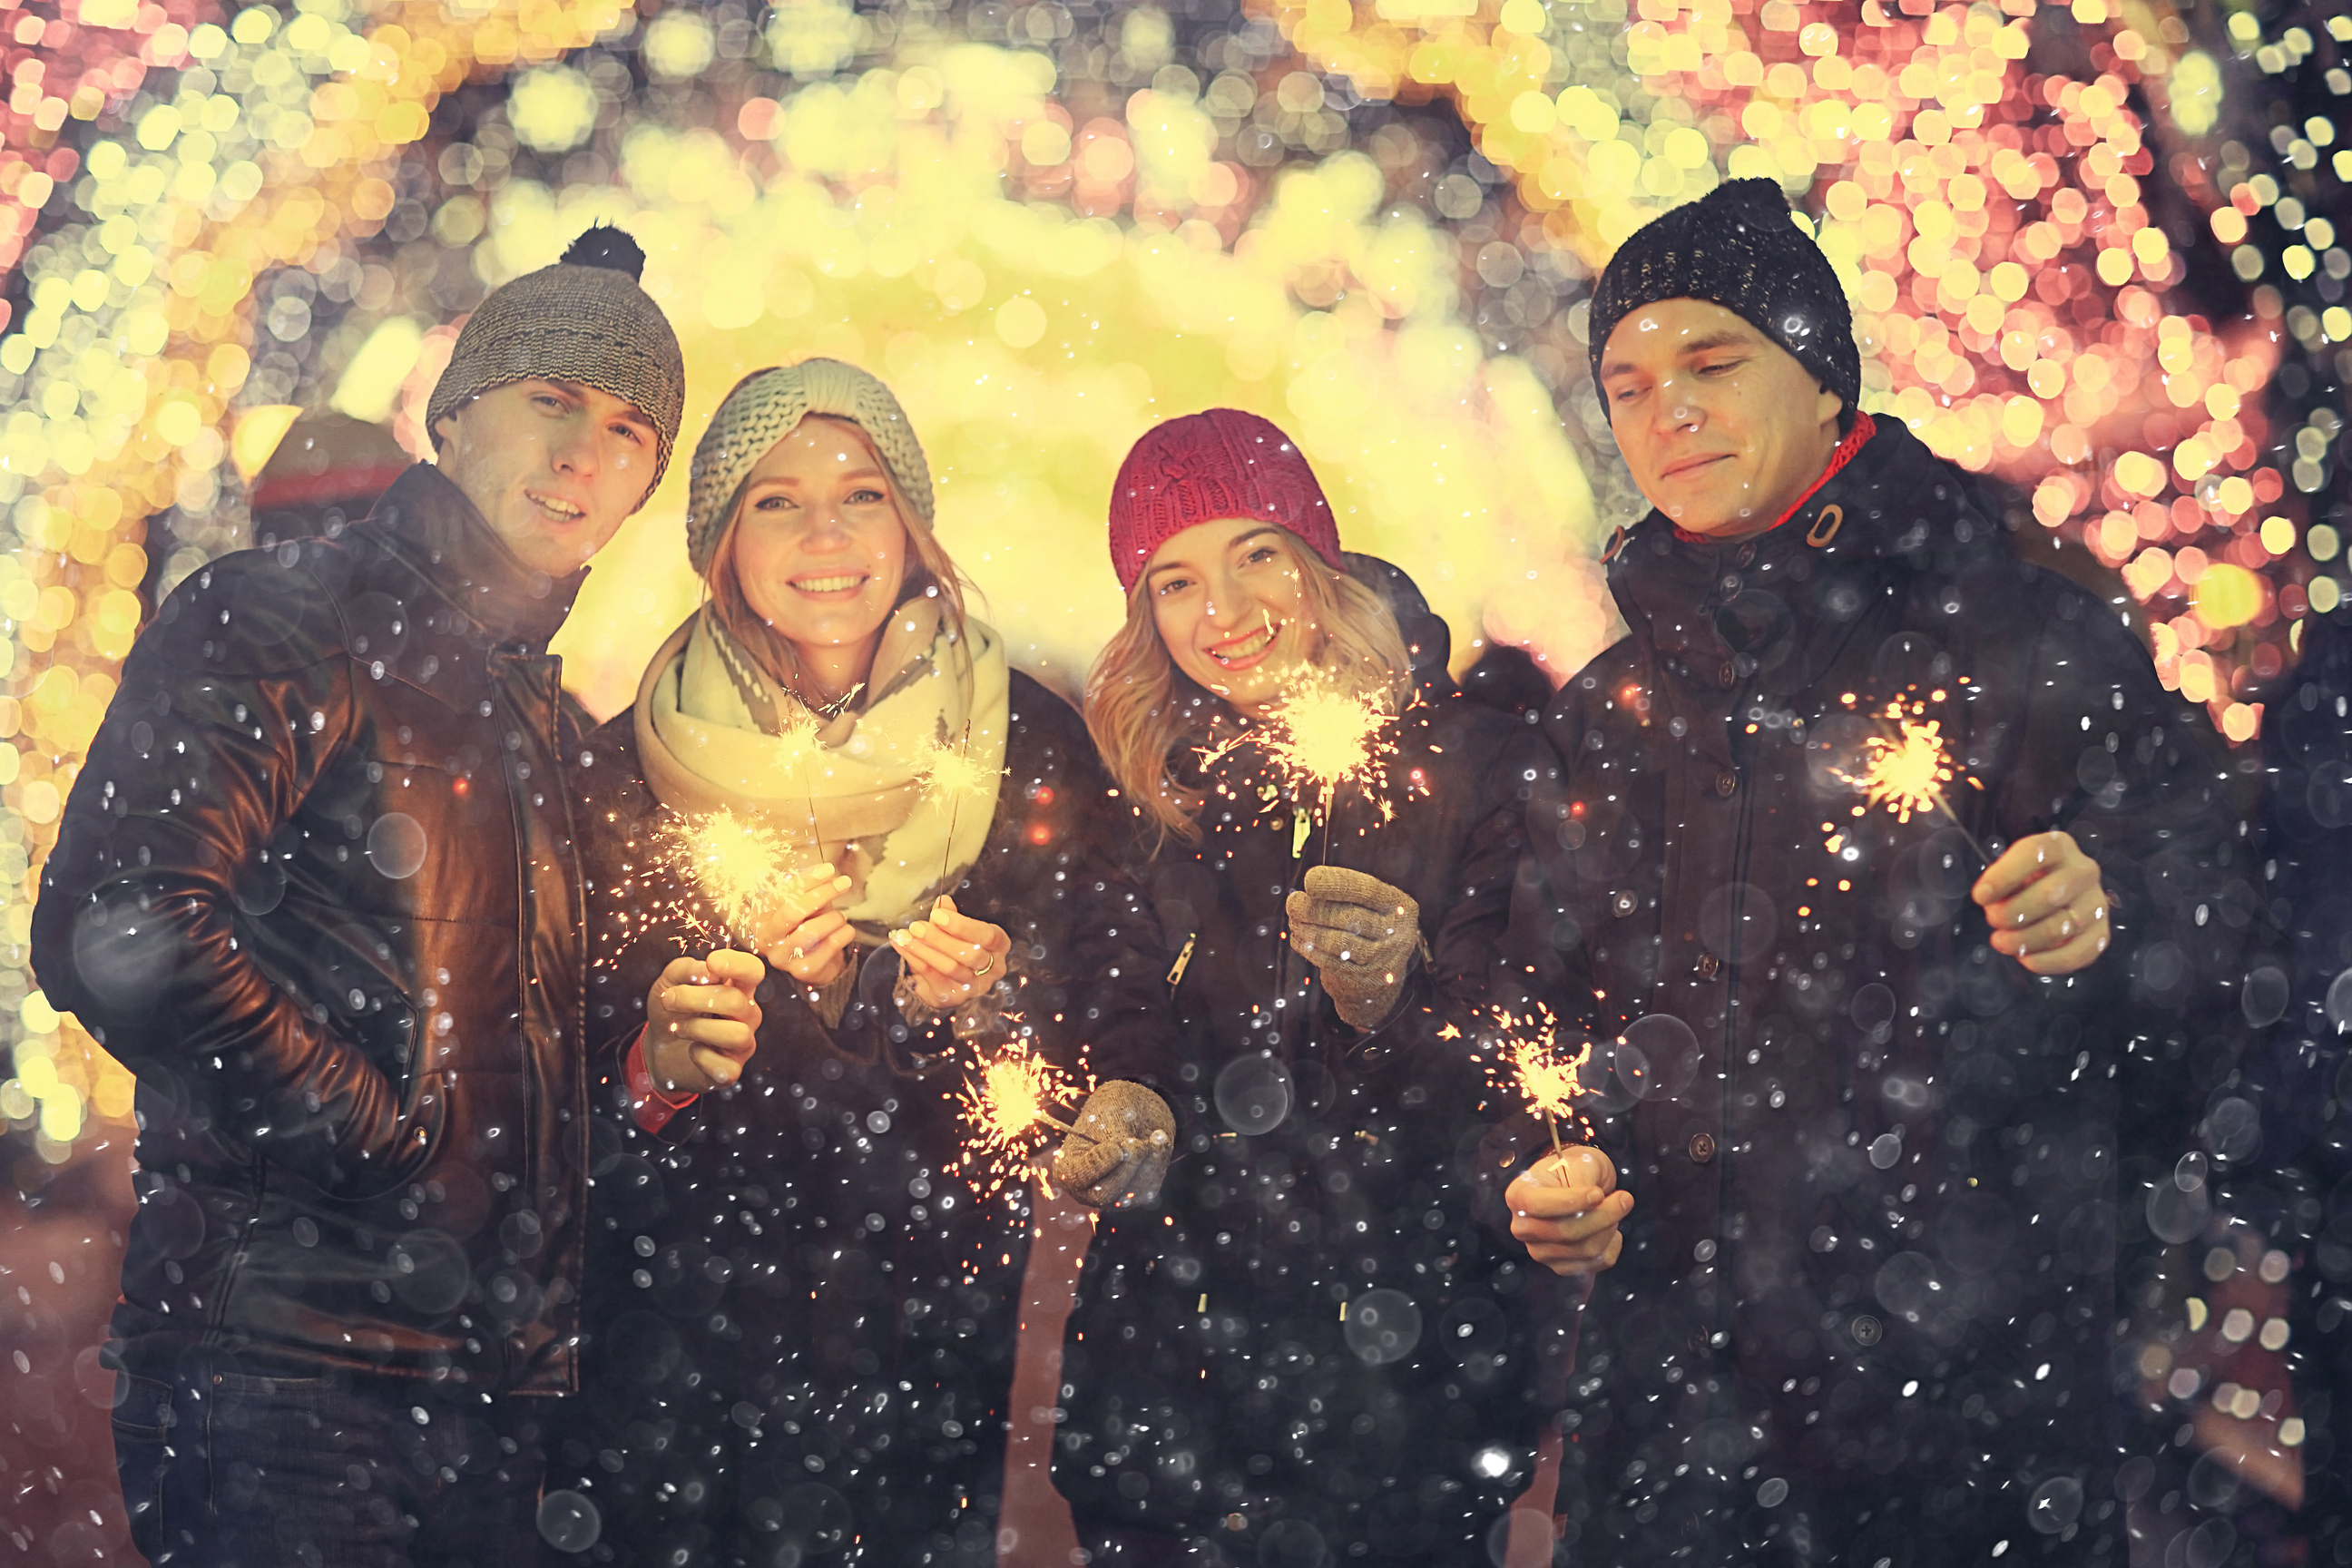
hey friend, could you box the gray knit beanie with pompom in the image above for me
[427,224,685,505]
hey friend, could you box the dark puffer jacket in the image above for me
[546,669,1167,1568]
[1527,420,2255,1563]
[1054,559,1567,1565]
[33,464,594,1392]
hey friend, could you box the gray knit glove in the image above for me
[1285,866,1420,1030]
[1050,1080,1175,1210]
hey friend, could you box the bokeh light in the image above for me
[0,0,2340,1191]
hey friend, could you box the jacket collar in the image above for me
[1608,417,2011,586]
[1603,418,2016,687]
[359,464,587,651]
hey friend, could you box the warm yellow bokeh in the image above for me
[500,53,1603,715]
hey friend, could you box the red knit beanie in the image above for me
[1106,409,1345,593]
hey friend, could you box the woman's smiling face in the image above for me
[727,416,909,691]
[1144,519,1316,715]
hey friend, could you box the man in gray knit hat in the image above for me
[33,226,685,1566]
[1507,179,2251,1563]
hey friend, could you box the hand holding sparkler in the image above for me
[752,860,859,985]
[1505,1145,1632,1279]
[1972,830,2112,976]
[1051,1079,1176,1210]
[644,948,766,1093]
[1285,866,1421,1029]
[889,894,1014,1011]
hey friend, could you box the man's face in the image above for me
[433,378,659,576]
[1599,299,1845,540]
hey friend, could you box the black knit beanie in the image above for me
[1587,178,1859,422]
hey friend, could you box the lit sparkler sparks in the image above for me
[955,1040,1082,1199]
[658,807,797,945]
[1475,1005,1592,1154]
[1830,693,1988,862]
[921,734,1001,804]
[1201,673,1417,854]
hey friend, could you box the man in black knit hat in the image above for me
[1507,179,2257,1563]
[32,227,688,1567]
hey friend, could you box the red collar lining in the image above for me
[1669,412,1878,546]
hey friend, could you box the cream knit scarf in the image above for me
[633,599,1011,939]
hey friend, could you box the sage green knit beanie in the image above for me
[685,359,936,574]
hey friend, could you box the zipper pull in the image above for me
[1166,932,1197,988]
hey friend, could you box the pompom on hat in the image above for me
[1587,178,1861,423]
[684,359,936,576]
[427,224,686,505]
[1106,409,1343,593]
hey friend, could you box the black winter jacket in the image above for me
[548,668,1167,1566]
[1054,559,1566,1562]
[1528,421,2255,1562]
[33,464,594,1391]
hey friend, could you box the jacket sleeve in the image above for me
[1990,573,2258,1020]
[1990,571,2261,1220]
[29,554,414,1194]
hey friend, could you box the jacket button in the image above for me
[1851,1314,1883,1347]
[1735,543,1757,567]
[1715,771,1738,798]
[1688,1132,1717,1163]
[1718,662,1737,688]
[1612,889,1639,916]
[1696,954,1720,980]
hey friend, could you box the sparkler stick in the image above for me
[1830,694,1989,863]
[924,720,996,895]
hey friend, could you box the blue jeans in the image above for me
[113,1360,549,1568]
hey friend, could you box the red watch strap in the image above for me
[624,1026,695,1134]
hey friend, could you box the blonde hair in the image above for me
[704,414,969,694]
[1084,534,1413,846]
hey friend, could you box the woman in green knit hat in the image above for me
[545,360,1171,1567]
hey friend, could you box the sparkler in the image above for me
[922,721,1000,894]
[1202,671,1416,860]
[1475,1005,1592,1155]
[954,1039,1082,1200]
[1830,693,1989,863]
[657,807,798,946]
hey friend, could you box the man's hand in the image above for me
[1507,1144,1634,1277]
[888,895,1014,1012]
[753,861,858,986]
[644,948,764,1093]
[1972,829,2110,975]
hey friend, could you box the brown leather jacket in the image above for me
[34,464,593,1391]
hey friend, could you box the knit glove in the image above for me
[1285,866,1421,1030]
[1050,1081,1176,1210]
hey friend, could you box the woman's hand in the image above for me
[888,895,1013,1012]
[1506,1144,1634,1277]
[754,861,858,986]
[644,949,765,1093]
[1972,830,2111,975]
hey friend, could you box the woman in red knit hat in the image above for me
[1044,409,1581,1565]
